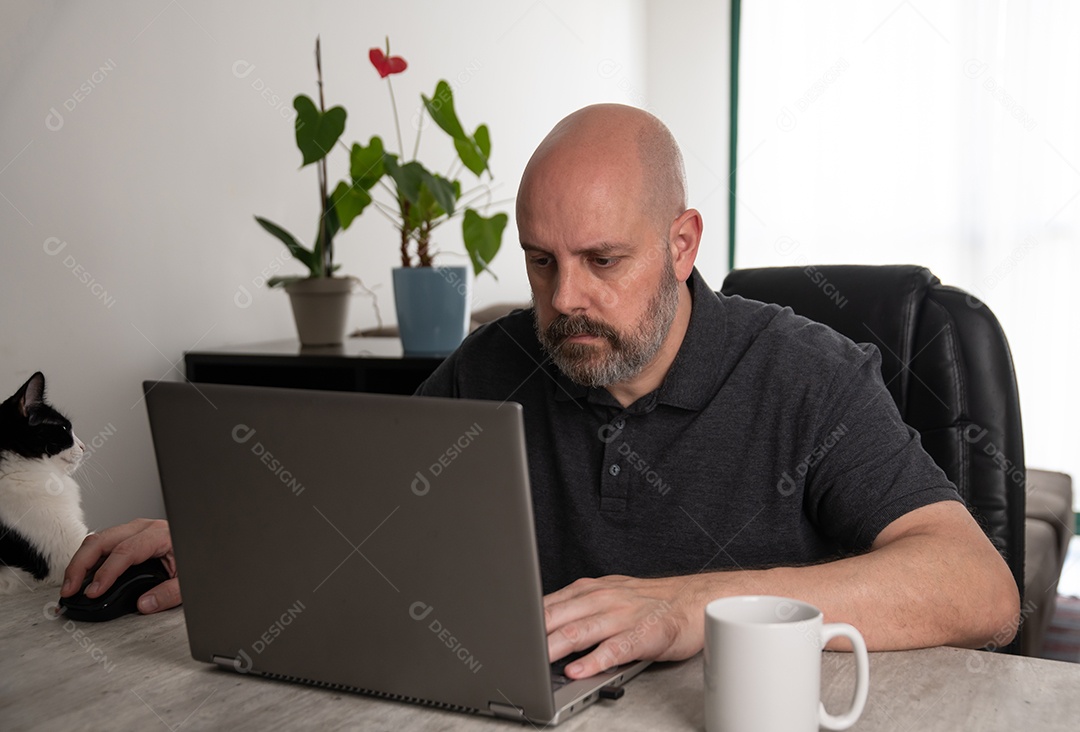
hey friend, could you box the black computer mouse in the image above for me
[58,558,171,622]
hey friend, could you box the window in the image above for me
[736,1,1080,501]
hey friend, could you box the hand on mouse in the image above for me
[61,518,180,614]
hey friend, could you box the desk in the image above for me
[2,589,1077,730]
[185,338,443,395]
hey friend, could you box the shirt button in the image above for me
[609,464,621,476]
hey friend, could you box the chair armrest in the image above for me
[1026,468,1074,563]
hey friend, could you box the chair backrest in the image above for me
[720,265,1026,623]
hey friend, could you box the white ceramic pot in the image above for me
[284,277,353,346]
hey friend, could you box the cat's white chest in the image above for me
[0,454,88,591]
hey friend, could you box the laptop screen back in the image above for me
[145,381,556,720]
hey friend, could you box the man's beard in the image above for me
[534,258,681,388]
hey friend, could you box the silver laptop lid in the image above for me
[145,381,556,721]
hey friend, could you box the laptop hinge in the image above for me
[212,654,255,674]
[488,702,526,721]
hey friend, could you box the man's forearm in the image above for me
[545,501,1020,679]
[682,519,1019,651]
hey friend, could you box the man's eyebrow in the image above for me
[519,241,628,255]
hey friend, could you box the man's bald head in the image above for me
[517,104,687,235]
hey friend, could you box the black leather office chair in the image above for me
[721,265,1026,652]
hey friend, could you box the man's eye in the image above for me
[530,256,552,268]
[592,257,618,268]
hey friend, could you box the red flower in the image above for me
[369,48,407,78]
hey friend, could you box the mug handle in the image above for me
[818,622,869,731]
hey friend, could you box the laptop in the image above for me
[144,381,649,725]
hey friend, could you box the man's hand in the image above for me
[542,502,1021,680]
[60,518,180,614]
[543,575,705,680]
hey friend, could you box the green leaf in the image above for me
[309,201,340,277]
[330,181,373,230]
[384,156,426,206]
[453,137,487,177]
[350,137,385,189]
[422,81,468,140]
[421,83,491,176]
[323,194,342,242]
[420,171,458,218]
[266,275,307,288]
[473,124,491,161]
[293,95,346,167]
[449,125,490,178]
[462,210,507,277]
[407,198,426,229]
[254,216,315,274]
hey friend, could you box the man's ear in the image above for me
[667,208,703,282]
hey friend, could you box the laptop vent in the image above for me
[256,670,481,715]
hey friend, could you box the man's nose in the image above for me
[551,266,589,315]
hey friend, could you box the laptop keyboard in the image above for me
[549,648,592,690]
[550,671,572,690]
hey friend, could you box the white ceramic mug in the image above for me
[704,595,869,732]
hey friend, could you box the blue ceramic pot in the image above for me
[392,266,470,356]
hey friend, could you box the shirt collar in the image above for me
[551,268,727,413]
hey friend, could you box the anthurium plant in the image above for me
[255,38,354,286]
[255,38,507,287]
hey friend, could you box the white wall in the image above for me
[1,0,735,528]
[647,0,732,280]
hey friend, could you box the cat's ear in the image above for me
[17,372,46,419]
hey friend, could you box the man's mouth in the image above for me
[557,331,613,351]
[547,315,618,347]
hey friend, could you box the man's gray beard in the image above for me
[534,260,681,388]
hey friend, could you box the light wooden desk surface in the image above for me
[1,587,1077,731]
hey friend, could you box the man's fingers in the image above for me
[545,587,620,662]
[544,575,695,679]
[84,553,141,599]
[544,577,627,633]
[548,612,612,663]
[61,533,103,596]
[137,577,182,614]
[61,519,172,599]
[565,640,629,679]
[85,526,172,598]
[60,526,133,597]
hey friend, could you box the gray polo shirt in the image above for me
[417,269,960,594]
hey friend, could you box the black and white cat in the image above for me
[0,372,89,593]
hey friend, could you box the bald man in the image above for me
[65,104,1019,683]
[417,104,1019,678]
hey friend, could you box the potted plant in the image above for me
[362,39,509,355]
[254,38,381,346]
[255,38,507,353]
